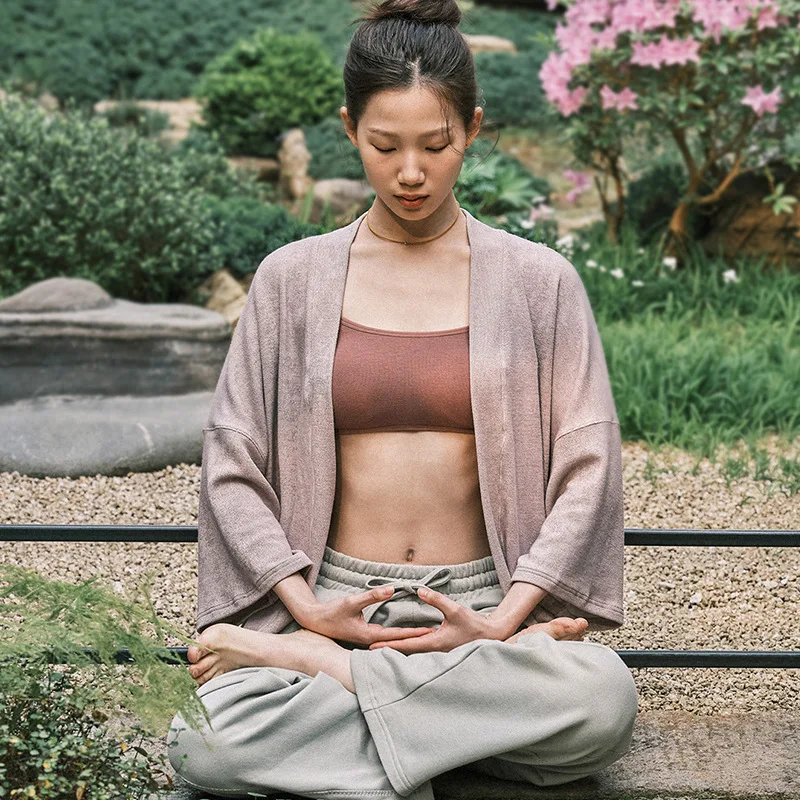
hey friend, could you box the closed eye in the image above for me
[373,146,449,153]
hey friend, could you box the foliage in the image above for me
[95,100,171,138]
[547,222,800,455]
[618,155,716,245]
[0,563,208,798]
[605,311,800,455]
[539,0,800,252]
[474,50,561,129]
[457,136,552,214]
[0,94,268,304]
[0,0,357,110]
[304,116,365,181]
[200,195,325,279]
[192,28,344,158]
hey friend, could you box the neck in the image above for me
[368,193,462,244]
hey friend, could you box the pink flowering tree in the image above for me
[538,0,800,256]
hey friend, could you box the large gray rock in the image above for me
[0,393,212,477]
[0,278,231,404]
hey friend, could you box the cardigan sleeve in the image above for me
[195,253,312,633]
[511,250,625,630]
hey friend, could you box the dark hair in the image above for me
[344,0,483,151]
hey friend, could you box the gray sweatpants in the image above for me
[167,547,638,800]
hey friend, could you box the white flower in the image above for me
[610,268,624,279]
[531,194,546,204]
[586,259,598,268]
[637,247,645,255]
[631,279,644,287]
[722,269,739,284]
[662,256,678,271]
[598,265,607,272]
[519,219,535,229]
[581,242,590,251]
[555,234,575,250]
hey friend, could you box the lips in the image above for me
[397,195,427,200]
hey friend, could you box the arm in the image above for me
[510,248,624,631]
[196,252,312,633]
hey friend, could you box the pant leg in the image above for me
[349,630,638,795]
[166,663,434,800]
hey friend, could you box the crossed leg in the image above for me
[185,616,590,691]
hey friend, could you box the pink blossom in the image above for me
[600,85,639,111]
[692,0,751,43]
[661,36,702,65]
[558,86,590,116]
[564,0,613,27]
[563,169,593,203]
[593,27,621,51]
[756,5,780,29]
[741,84,783,116]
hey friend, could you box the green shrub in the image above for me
[0,662,170,799]
[0,94,265,303]
[0,563,207,799]
[192,28,344,158]
[475,50,560,129]
[304,116,365,181]
[0,0,358,110]
[605,312,800,455]
[619,157,715,245]
[96,100,171,138]
[200,195,325,279]
[457,136,553,217]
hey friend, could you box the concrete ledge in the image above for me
[0,392,211,477]
[163,711,799,799]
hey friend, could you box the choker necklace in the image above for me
[367,206,462,245]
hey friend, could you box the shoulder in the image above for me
[494,228,584,301]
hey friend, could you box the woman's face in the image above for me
[341,85,482,220]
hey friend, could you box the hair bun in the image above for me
[362,0,462,27]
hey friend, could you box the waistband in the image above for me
[320,545,499,594]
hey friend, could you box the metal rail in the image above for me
[2,524,798,668]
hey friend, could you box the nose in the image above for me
[398,152,425,187]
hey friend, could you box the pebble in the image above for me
[1,436,798,714]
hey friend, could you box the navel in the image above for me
[405,548,415,562]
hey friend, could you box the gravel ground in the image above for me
[2,434,798,715]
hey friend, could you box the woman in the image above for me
[167,1,638,798]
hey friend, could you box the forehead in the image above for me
[361,86,455,137]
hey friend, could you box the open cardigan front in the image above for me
[195,208,625,634]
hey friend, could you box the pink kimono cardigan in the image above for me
[196,208,625,634]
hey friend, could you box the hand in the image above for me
[294,585,434,648]
[367,587,512,654]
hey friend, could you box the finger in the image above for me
[415,587,462,618]
[369,633,440,654]
[367,624,435,641]
[352,586,395,610]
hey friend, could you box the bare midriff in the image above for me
[327,205,491,565]
[327,430,491,565]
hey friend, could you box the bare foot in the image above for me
[187,624,355,692]
[505,617,589,645]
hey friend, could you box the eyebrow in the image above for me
[366,127,447,138]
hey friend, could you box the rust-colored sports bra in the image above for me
[332,316,474,434]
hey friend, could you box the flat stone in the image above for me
[0,392,213,477]
[462,34,518,54]
[0,277,113,312]
[158,711,799,799]
[0,289,231,403]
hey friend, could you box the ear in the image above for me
[465,107,483,149]
[340,106,359,148]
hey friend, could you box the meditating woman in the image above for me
[167,1,638,798]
